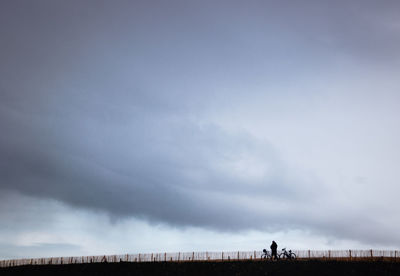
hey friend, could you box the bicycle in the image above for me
[260,249,272,259]
[279,248,296,260]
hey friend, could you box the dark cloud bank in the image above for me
[1,0,400,247]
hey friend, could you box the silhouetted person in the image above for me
[270,240,278,260]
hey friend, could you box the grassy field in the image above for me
[1,260,400,276]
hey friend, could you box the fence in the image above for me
[0,250,399,268]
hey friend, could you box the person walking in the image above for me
[270,241,278,260]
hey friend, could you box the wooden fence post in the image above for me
[349,250,352,259]
[164,253,167,262]
[308,250,310,259]
[178,252,180,262]
[254,251,256,260]
[237,251,240,260]
[222,252,224,261]
[328,250,331,259]
[370,249,373,258]
[192,252,194,262]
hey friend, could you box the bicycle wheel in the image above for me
[261,253,267,259]
[289,253,296,259]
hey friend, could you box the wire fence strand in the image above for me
[1,250,399,268]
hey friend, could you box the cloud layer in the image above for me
[1,0,400,258]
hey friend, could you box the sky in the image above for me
[1,0,400,260]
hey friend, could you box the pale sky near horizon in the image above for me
[1,0,400,259]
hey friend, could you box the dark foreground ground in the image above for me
[1,260,400,276]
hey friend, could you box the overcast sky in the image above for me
[1,0,400,260]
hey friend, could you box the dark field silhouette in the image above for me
[2,260,400,276]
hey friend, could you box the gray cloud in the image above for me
[0,243,81,260]
[1,0,400,253]
[0,99,301,231]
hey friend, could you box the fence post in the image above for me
[308,250,310,259]
[395,251,397,260]
[178,252,180,262]
[206,252,208,261]
[164,253,167,262]
[349,250,352,259]
[237,251,240,260]
[370,249,373,258]
[222,252,224,261]
[328,250,331,259]
[254,250,256,260]
[126,254,129,262]
[192,252,194,262]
